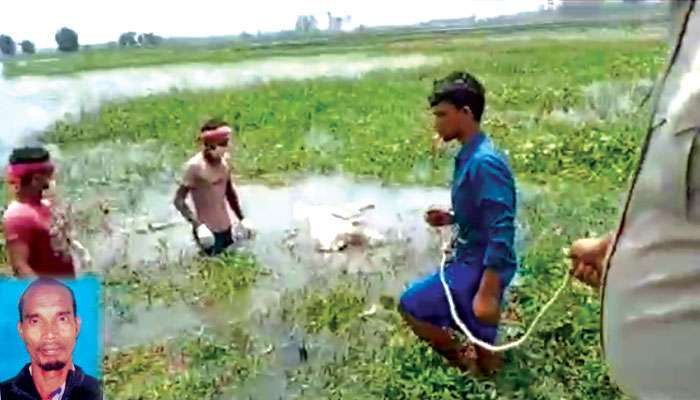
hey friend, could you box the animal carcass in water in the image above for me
[292,201,386,252]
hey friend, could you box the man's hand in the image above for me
[569,233,613,288]
[425,208,454,227]
[473,268,502,325]
[239,218,256,239]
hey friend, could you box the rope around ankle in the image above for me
[439,236,571,352]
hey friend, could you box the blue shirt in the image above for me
[451,132,517,272]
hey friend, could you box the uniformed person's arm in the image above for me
[569,231,614,288]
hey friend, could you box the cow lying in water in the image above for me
[291,201,386,252]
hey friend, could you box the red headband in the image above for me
[6,161,55,183]
[200,126,232,142]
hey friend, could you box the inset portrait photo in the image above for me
[0,277,101,400]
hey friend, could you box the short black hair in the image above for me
[18,278,77,322]
[428,71,486,122]
[200,118,229,133]
[9,147,50,165]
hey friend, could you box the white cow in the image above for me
[291,201,386,252]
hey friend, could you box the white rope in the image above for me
[439,232,571,352]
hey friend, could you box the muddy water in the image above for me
[48,140,536,400]
[0,53,440,163]
[94,165,534,346]
[50,142,537,398]
[0,51,537,397]
[98,172,451,342]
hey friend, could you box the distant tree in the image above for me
[119,32,138,47]
[0,35,16,56]
[295,15,319,33]
[137,32,163,47]
[240,32,254,40]
[20,40,35,54]
[55,27,79,52]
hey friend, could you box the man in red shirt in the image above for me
[3,147,76,278]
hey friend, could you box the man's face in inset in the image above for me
[18,284,80,371]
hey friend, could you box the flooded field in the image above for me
[0,23,660,398]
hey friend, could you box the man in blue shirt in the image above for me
[399,71,518,375]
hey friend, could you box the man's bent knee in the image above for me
[398,292,414,320]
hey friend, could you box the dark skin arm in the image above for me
[473,203,512,326]
[7,240,36,278]
[225,179,244,221]
[173,184,199,226]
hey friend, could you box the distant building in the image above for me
[296,15,319,33]
[327,12,350,32]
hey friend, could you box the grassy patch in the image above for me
[2,20,663,78]
[276,182,628,399]
[44,36,664,188]
[17,27,668,399]
[103,324,263,399]
[104,251,269,313]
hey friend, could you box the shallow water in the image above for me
[0,53,440,164]
[1,50,539,397]
[97,167,535,350]
[99,172,452,345]
[105,303,203,349]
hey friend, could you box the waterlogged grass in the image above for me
[33,29,668,398]
[275,183,629,399]
[282,277,371,335]
[45,36,665,188]
[103,252,269,399]
[103,324,264,400]
[104,251,268,312]
[1,40,387,78]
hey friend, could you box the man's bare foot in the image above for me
[476,346,503,376]
[449,344,482,375]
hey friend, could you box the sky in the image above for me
[1,0,558,49]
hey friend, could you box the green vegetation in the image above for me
[104,251,268,312]
[103,324,264,399]
[2,21,661,78]
[269,180,627,399]
[12,23,668,399]
[45,36,664,189]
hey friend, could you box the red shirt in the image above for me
[3,200,75,277]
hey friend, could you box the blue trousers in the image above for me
[399,258,515,344]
